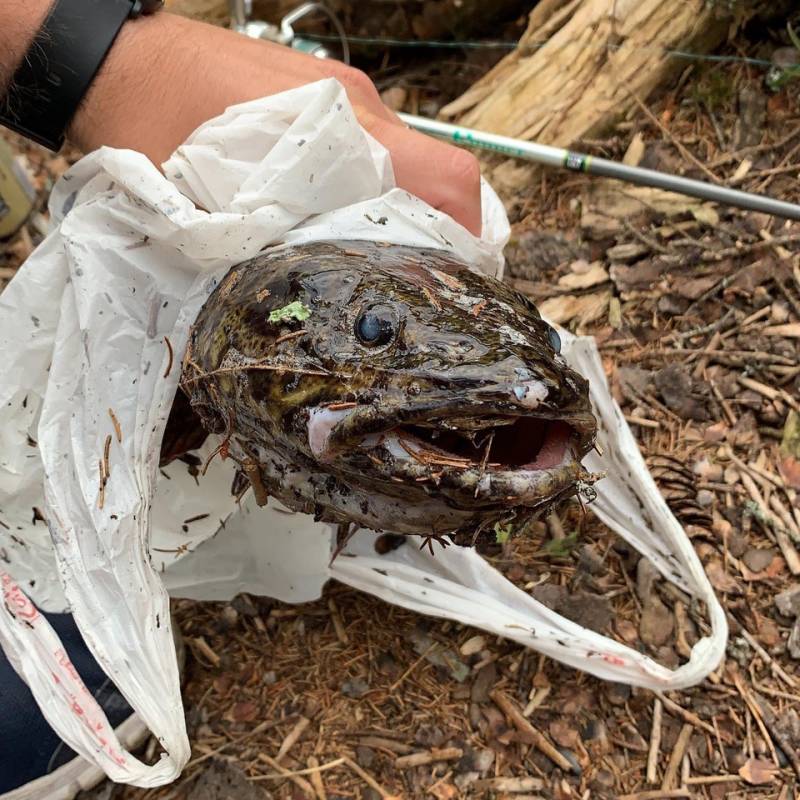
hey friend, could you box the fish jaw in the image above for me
[304,395,596,517]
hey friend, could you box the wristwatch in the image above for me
[0,0,164,151]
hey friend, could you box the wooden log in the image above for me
[439,0,773,195]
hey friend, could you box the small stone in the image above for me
[262,670,277,685]
[356,745,375,768]
[231,593,260,617]
[219,605,238,630]
[695,489,715,508]
[640,596,675,647]
[558,748,582,775]
[341,677,370,698]
[727,530,749,559]
[742,548,776,573]
[771,301,790,324]
[471,662,496,703]
[636,559,660,603]
[460,635,486,656]
[775,585,800,617]
[471,748,495,773]
[789,620,800,660]
[693,457,723,482]
[723,465,739,484]
[606,682,631,706]
[577,544,605,575]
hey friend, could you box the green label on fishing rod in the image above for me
[564,152,592,172]
[452,129,526,158]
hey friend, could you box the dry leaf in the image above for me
[227,701,259,722]
[739,757,779,785]
[741,556,786,582]
[706,561,741,594]
[430,783,459,800]
[557,262,609,290]
[539,291,611,327]
[779,456,800,490]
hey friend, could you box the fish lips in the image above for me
[305,396,596,508]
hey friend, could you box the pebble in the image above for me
[470,748,495,773]
[742,547,776,573]
[459,635,486,656]
[771,300,790,323]
[776,585,800,617]
[356,745,375,768]
[341,677,370,698]
[788,620,800,660]
[693,457,723,482]
[695,489,715,508]
[640,595,675,647]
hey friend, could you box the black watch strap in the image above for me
[0,0,163,152]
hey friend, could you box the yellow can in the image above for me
[0,138,35,240]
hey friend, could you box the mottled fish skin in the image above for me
[180,240,597,542]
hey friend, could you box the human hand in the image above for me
[69,13,482,234]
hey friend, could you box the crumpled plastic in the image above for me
[0,78,726,788]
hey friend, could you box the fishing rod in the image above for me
[400,114,800,222]
[231,0,800,223]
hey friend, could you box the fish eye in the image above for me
[547,326,562,354]
[355,305,397,347]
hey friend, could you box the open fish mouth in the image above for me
[307,403,596,508]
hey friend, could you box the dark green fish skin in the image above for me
[180,240,596,542]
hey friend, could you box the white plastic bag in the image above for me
[0,78,726,788]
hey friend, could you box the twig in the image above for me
[661,723,692,791]
[395,747,463,768]
[185,717,296,769]
[307,756,329,800]
[328,598,349,645]
[190,636,221,667]
[258,754,316,797]
[654,692,717,737]
[628,90,721,183]
[753,694,800,778]
[738,628,797,689]
[618,790,690,800]
[389,643,435,692]
[647,698,663,785]
[250,757,345,782]
[275,716,311,764]
[343,756,398,799]
[164,336,174,378]
[108,408,122,443]
[685,774,741,785]
[731,671,780,768]
[490,689,576,773]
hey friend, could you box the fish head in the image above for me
[184,240,597,539]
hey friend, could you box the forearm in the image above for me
[0,5,481,232]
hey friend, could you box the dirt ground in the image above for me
[2,10,800,800]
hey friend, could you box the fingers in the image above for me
[356,107,483,236]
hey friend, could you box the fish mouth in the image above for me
[307,403,596,509]
[390,417,576,471]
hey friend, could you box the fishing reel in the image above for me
[227,0,349,63]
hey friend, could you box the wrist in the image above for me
[68,12,215,164]
[0,0,52,94]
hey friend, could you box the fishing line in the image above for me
[300,31,778,70]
